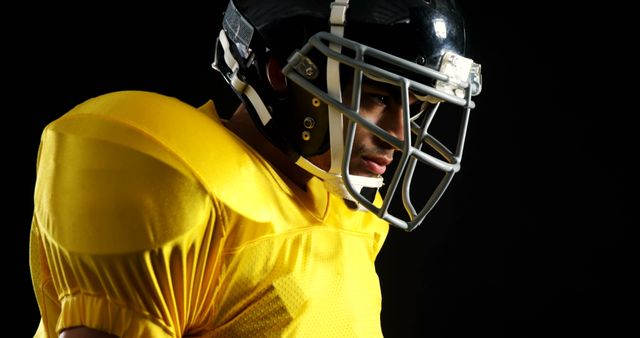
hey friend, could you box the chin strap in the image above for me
[296,156,383,208]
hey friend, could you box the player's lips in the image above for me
[361,155,393,175]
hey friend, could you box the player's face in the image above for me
[309,79,418,177]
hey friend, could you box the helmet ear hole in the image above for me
[266,56,288,94]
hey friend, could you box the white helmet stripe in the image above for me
[327,0,349,174]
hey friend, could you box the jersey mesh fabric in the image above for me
[30,91,389,337]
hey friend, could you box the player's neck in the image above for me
[225,103,313,191]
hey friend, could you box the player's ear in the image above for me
[266,55,287,94]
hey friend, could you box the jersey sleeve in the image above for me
[30,114,221,337]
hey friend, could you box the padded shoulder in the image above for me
[37,91,282,252]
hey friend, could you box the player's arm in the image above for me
[32,115,215,337]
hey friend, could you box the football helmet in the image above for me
[213,0,482,231]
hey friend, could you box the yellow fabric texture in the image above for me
[30,91,389,337]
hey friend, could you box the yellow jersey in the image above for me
[30,91,389,337]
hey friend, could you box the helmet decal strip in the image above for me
[221,0,253,60]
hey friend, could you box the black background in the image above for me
[7,2,631,337]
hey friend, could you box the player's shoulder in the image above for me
[46,90,247,175]
[52,90,228,146]
[42,90,281,222]
[34,91,276,252]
